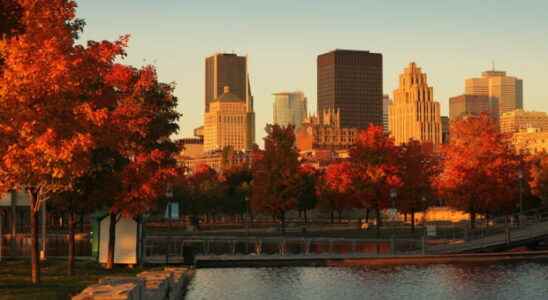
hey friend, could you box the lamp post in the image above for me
[390,189,397,209]
[518,169,524,216]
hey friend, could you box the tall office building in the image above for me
[389,63,442,145]
[449,94,491,120]
[317,49,383,129]
[204,86,254,152]
[465,69,523,116]
[205,52,255,145]
[382,95,392,132]
[273,91,307,129]
[205,53,250,112]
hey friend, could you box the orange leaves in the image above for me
[436,114,523,215]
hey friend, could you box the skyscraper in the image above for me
[317,49,383,129]
[204,86,254,152]
[273,91,307,129]
[205,53,250,112]
[382,95,392,132]
[389,62,442,145]
[465,69,523,116]
[449,94,491,120]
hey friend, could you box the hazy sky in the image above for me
[78,0,548,142]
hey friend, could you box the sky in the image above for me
[77,0,548,143]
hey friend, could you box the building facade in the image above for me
[295,108,359,151]
[441,116,450,144]
[449,94,491,120]
[465,70,523,116]
[273,91,307,129]
[512,128,548,154]
[500,109,548,133]
[383,95,392,132]
[204,86,254,152]
[389,63,442,145]
[317,49,383,129]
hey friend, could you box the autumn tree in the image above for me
[397,140,439,232]
[294,165,318,224]
[436,114,523,228]
[222,164,253,220]
[251,125,299,234]
[320,162,354,224]
[0,0,130,283]
[349,125,402,237]
[529,154,548,205]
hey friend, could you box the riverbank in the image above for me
[0,259,148,300]
[195,250,548,268]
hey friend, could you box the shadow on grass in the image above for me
[0,259,147,300]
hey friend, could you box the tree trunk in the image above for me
[375,204,382,238]
[304,210,308,225]
[106,212,117,269]
[411,208,416,233]
[470,209,476,230]
[29,191,40,284]
[330,209,334,224]
[10,191,17,254]
[365,208,370,224]
[338,210,342,223]
[404,212,407,223]
[280,211,286,235]
[67,212,75,276]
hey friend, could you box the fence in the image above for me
[0,233,92,258]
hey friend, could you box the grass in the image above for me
[0,259,149,300]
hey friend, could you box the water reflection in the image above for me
[185,262,548,300]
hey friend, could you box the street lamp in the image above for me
[390,189,397,209]
[518,169,524,219]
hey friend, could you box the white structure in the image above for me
[273,91,308,129]
[99,216,141,265]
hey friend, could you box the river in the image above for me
[185,262,548,300]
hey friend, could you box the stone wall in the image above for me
[72,268,195,300]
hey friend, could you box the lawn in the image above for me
[0,259,148,300]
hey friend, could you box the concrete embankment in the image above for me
[72,267,195,300]
[195,250,548,268]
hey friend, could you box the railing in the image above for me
[142,235,425,264]
[0,233,91,257]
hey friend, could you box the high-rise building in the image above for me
[204,86,254,152]
[205,53,251,112]
[317,49,383,129]
[512,127,548,154]
[383,95,392,132]
[441,116,450,144]
[500,109,548,133]
[389,62,442,145]
[465,69,523,116]
[273,91,307,129]
[449,94,491,120]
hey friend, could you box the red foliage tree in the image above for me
[320,162,354,223]
[251,125,299,234]
[529,154,548,205]
[0,0,126,283]
[435,114,523,228]
[397,140,439,232]
[349,125,402,237]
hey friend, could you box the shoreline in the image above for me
[194,250,548,268]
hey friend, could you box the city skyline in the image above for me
[77,1,548,143]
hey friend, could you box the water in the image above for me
[185,262,548,300]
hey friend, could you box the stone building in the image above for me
[500,109,548,133]
[295,108,359,151]
[389,62,442,145]
[512,128,548,154]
